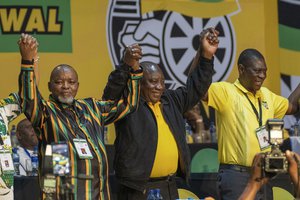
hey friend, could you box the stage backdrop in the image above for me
[0,0,298,142]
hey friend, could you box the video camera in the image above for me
[263,119,288,174]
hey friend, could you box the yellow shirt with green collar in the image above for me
[148,101,179,177]
[207,79,289,167]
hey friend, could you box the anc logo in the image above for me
[107,0,239,89]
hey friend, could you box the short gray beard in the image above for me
[58,96,74,104]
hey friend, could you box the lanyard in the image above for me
[244,93,262,126]
[23,147,32,159]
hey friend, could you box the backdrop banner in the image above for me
[0,0,298,139]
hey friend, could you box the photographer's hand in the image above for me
[286,150,300,197]
[238,153,269,200]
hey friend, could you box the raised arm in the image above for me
[170,28,219,113]
[100,44,143,125]
[192,27,219,102]
[190,28,219,68]
[18,34,44,126]
[102,44,142,101]
[18,33,40,84]
[286,83,300,115]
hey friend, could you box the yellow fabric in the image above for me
[142,0,240,18]
[178,188,199,199]
[272,187,294,200]
[207,80,289,166]
[149,102,179,177]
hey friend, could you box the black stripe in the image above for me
[281,73,292,90]
[116,1,136,6]
[114,8,137,13]
[278,0,300,28]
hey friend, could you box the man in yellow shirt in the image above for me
[201,49,300,200]
[103,28,219,200]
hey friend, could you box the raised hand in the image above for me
[123,43,142,71]
[18,33,38,61]
[198,27,219,59]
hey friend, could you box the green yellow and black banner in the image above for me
[278,0,300,127]
[0,0,299,135]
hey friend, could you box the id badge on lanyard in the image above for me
[244,93,269,150]
[0,149,14,173]
[0,148,14,188]
[73,138,93,159]
[256,126,271,150]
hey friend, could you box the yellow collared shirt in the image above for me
[207,79,289,166]
[148,102,179,177]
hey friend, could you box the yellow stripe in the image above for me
[97,144,110,200]
[106,169,111,200]
[30,72,34,99]
[77,122,104,199]
[142,0,239,18]
[85,159,90,200]
[88,101,101,125]
[56,177,60,199]
[117,99,124,106]
[114,81,136,122]
[50,115,59,142]
[66,117,77,137]
[21,64,33,68]
[69,144,76,188]
[279,48,300,76]
[114,101,130,122]
[131,81,137,107]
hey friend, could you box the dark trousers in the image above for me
[217,164,273,200]
[117,178,179,200]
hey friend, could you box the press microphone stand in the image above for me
[59,174,94,200]
[60,176,74,200]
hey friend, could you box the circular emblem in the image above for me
[107,0,236,89]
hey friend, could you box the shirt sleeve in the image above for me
[166,56,214,114]
[0,93,21,124]
[270,91,289,118]
[207,82,228,112]
[18,64,45,128]
[98,70,143,125]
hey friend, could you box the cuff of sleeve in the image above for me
[21,65,34,70]
[200,56,214,64]
[130,69,143,80]
[9,93,21,106]
[21,59,34,65]
[130,66,143,74]
[118,62,131,72]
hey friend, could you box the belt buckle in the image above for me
[234,165,249,172]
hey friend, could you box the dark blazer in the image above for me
[104,57,214,192]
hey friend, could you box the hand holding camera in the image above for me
[239,119,300,200]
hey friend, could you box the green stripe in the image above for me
[79,120,104,194]
[279,24,300,51]
[81,99,99,118]
[21,67,34,71]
